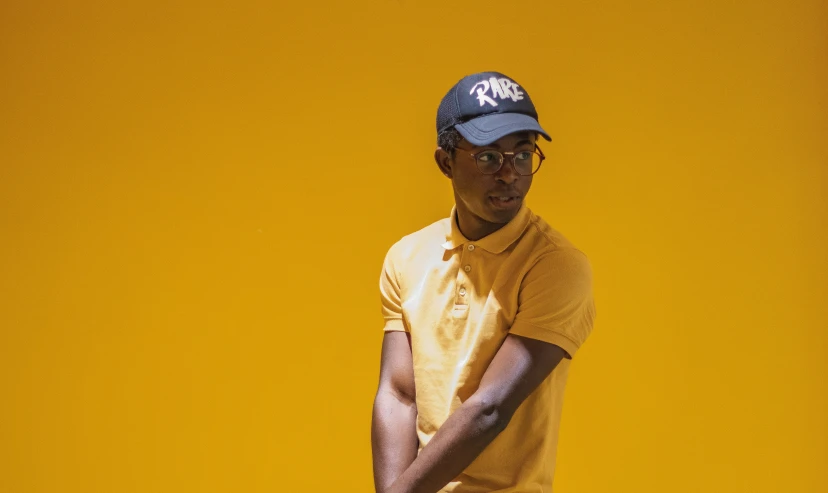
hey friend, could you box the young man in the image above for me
[372,71,596,493]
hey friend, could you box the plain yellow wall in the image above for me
[1,1,826,492]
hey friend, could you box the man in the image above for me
[372,71,596,493]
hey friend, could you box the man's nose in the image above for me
[494,157,520,183]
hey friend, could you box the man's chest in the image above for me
[396,247,529,352]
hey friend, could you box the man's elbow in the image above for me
[376,384,417,410]
[468,394,513,435]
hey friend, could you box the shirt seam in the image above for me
[509,320,580,349]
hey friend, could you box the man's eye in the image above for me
[478,152,499,163]
[516,151,533,160]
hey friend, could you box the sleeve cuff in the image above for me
[508,321,580,358]
[383,319,407,332]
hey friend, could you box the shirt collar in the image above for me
[441,203,532,254]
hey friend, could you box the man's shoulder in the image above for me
[385,215,449,261]
[523,209,583,255]
[516,209,593,283]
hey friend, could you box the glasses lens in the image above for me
[514,151,542,175]
[476,150,543,175]
[476,151,503,174]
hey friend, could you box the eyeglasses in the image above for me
[457,144,546,176]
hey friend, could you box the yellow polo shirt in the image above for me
[379,203,596,493]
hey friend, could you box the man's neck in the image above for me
[455,210,507,241]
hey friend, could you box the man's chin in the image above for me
[481,209,517,225]
[484,198,522,222]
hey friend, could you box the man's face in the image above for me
[439,131,538,226]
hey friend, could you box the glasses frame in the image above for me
[458,144,546,176]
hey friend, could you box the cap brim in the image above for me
[455,113,551,146]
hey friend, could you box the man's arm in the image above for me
[372,331,419,493]
[386,334,568,493]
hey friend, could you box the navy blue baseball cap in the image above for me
[437,71,551,146]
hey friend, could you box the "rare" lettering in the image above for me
[469,78,525,107]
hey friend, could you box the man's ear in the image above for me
[435,148,453,179]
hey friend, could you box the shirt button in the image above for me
[468,245,475,251]
[464,265,471,272]
[459,287,466,296]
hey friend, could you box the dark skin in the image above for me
[437,131,537,240]
[371,131,568,493]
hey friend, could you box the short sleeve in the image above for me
[508,249,596,357]
[379,246,407,332]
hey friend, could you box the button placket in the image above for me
[455,273,468,304]
[464,243,475,278]
[455,246,470,305]
[456,242,479,305]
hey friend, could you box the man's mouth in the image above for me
[489,195,520,208]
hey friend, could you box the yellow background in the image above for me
[1,1,826,492]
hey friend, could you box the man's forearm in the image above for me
[387,396,509,493]
[372,390,419,493]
